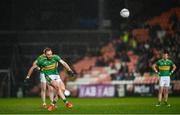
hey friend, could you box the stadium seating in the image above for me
[73,7,180,84]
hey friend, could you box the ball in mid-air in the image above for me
[120,8,130,18]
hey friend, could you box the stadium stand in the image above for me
[73,7,180,84]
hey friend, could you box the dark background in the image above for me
[0,0,179,30]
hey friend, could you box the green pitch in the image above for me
[0,97,179,114]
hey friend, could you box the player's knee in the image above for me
[62,88,65,92]
[61,86,65,92]
[59,82,65,91]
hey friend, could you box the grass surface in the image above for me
[0,97,179,114]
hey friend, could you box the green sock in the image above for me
[63,98,68,103]
[52,100,57,105]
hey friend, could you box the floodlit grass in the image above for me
[0,97,179,114]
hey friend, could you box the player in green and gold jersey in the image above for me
[33,48,74,111]
[152,51,176,107]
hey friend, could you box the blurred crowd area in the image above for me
[72,7,180,84]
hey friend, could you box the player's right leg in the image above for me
[163,87,170,106]
[163,77,171,106]
[59,79,66,93]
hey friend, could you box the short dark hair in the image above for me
[163,50,169,54]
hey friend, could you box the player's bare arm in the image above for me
[59,59,75,77]
[152,63,158,73]
[26,60,39,79]
[171,64,176,74]
[59,59,72,72]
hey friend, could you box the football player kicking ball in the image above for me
[152,51,176,107]
[28,48,75,111]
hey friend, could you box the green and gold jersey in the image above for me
[36,55,61,75]
[156,59,174,76]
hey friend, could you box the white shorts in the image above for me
[40,73,62,84]
[159,76,170,87]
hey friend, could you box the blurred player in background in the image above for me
[26,48,55,108]
[152,50,176,107]
[31,48,75,111]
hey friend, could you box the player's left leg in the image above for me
[163,77,171,106]
[164,87,170,106]
[56,79,73,108]
[59,80,65,92]
[48,80,72,111]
